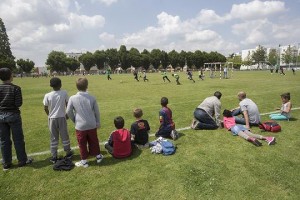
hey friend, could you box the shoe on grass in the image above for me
[96,154,104,164]
[18,158,33,167]
[65,150,74,159]
[171,130,179,141]
[3,163,12,171]
[265,137,276,145]
[49,156,58,164]
[248,137,262,147]
[75,161,89,168]
[191,119,200,129]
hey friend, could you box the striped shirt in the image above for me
[0,83,22,113]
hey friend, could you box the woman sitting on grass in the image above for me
[270,92,292,120]
[222,109,275,146]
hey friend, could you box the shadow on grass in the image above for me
[288,117,298,121]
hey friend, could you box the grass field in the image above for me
[0,71,300,200]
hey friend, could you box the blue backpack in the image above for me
[159,140,176,155]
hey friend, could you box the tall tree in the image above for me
[268,48,278,66]
[141,49,151,69]
[79,52,95,72]
[251,45,267,66]
[281,45,297,66]
[0,18,15,69]
[46,51,67,72]
[178,50,187,68]
[118,45,129,68]
[128,47,142,68]
[94,50,106,69]
[105,48,119,69]
[161,50,169,68]
[16,58,35,73]
[150,49,162,69]
[65,57,80,72]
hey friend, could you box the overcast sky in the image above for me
[1,0,299,66]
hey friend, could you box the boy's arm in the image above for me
[214,102,221,126]
[93,100,100,128]
[108,133,113,146]
[66,99,75,123]
[15,87,23,108]
[44,106,49,116]
[243,110,250,129]
[159,111,165,129]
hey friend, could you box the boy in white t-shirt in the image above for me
[43,77,73,163]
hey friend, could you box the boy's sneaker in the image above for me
[49,156,58,164]
[191,118,199,129]
[265,137,276,145]
[18,158,33,167]
[248,137,262,147]
[170,130,179,141]
[65,150,74,159]
[96,154,104,164]
[3,163,12,171]
[75,161,89,168]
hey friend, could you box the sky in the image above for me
[1,0,300,66]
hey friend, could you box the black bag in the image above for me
[53,158,75,171]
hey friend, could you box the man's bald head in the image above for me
[238,91,246,101]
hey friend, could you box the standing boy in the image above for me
[155,97,179,140]
[106,68,112,80]
[105,116,132,158]
[43,77,73,163]
[0,68,32,171]
[66,78,103,168]
[130,108,150,148]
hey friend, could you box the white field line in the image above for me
[14,107,300,159]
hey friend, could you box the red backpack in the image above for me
[259,121,281,132]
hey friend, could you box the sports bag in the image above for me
[53,158,75,171]
[159,140,176,156]
[259,121,281,132]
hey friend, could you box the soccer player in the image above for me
[172,73,181,85]
[133,70,139,82]
[187,70,195,83]
[161,71,171,83]
[106,68,112,80]
[143,70,149,82]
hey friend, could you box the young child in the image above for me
[143,71,149,82]
[155,97,179,140]
[0,68,33,171]
[172,73,181,85]
[187,70,195,83]
[130,108,150,148]
[223,109,275,146]
[161,71,171,82]
[105,116,132,158]
[270,93,292,120]
[43,77,73,163]
[133,70,139,82]
[66,78,103,168]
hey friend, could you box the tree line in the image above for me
[46,45,227,73]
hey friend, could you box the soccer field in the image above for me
[1,71,300,200]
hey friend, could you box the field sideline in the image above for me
[1,71,300,200]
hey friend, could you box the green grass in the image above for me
[0,71,300,200]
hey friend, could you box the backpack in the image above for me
[259,121,281,132]
[159,140,176,156]
[53,158,75,171]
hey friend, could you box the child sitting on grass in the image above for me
[130,108,150,148]
[223,109,275,146]
[155,97,179,140]
[66,78,103,168]
[105,116,132,158]
[270,92,292,120]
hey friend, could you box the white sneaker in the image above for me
[171,130,179,141]
[75,161,89,168]
[96,154,104,164]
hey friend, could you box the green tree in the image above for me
[94,50,106,69]
[168,50,180,68]
[16,58,35,73]
[65,57,80,72]
[105,48,119,69]
[0,18,15,69]
[178,50,187,68]
[150,49,162,69]
[118,45,129,68]
[251,45,267,66]
[227,55,242,69]
[268,48,278,66]
[141,49,150,69]
[161,50,169,68]
[128,48,142,68]
[46,51,67,72]
[79,52,95,72]
[281,45,297,67]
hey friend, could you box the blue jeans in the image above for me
[194,109,218,130]
[0,112,28,164]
